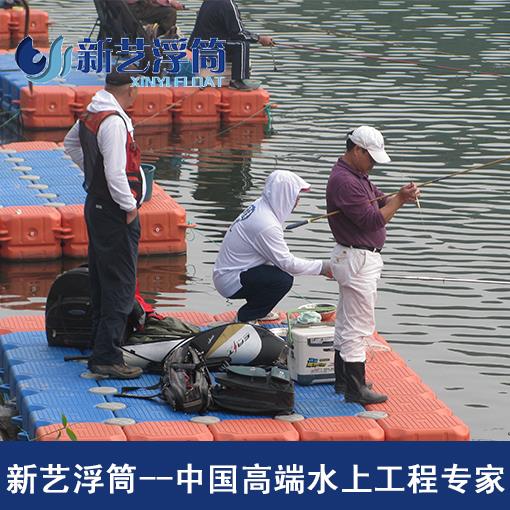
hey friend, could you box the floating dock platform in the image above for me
[0,142,191,260]
[0,312,470,442]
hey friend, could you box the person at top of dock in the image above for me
[187,0,275,90]
[213,170,332,323]
[126,0,185,38]
[327,126,420,405]
[63,70,145,380]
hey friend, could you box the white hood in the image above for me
[261,170,311,224]
[87,89,134,134]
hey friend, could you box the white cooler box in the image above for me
[287,325,335,385]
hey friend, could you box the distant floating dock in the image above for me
[0,312,470,441]
[0,142,191,260]
[0,50,271,129]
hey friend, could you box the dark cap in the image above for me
[105,69,135,87]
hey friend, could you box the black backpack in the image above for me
[212,365,295,415]
[45,266,93,349]
[45,266,146,349]
[119,341,212,414]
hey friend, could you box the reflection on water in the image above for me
[0,0,509,439]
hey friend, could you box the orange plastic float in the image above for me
[137,184,191,256]
[128,87,174,126]
[0,141,58,151]
[162,310,215,326]
[124,421,213,441]
[219,88,270,124]
[378,412,470,441]
[20,86,76,129]
[366,360,421,383]
[0,10,10,49]
[372,379,436,399]
[209,419,300,441]
[172,87,222,124]
[0,205,62,260]
[368,350,406,365]
[70,86,102,117]
[0,315,45,336]
[36,423,126,442]
[294,416,385,441]
[8,8,50,46]
[213,310,238,323]
[58,204,88,258]
[366,394,453,416]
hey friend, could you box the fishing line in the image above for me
[382,275,510,286]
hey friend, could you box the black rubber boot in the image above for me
[335,351,372,393]
[344,361,387,404]
[334,350,346,394]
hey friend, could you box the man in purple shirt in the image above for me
[326,125,420,405]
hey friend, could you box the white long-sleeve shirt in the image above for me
[213,170,323,298]
[63,89,145,212]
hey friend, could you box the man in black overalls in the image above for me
[64,71,145,379]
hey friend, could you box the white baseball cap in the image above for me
[348,125,391,164]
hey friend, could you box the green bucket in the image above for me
[141,163,155,202]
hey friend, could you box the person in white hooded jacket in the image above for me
[214,170,331,322]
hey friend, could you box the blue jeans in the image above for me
[229,265,293,322]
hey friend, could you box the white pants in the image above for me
[330,244,383,363]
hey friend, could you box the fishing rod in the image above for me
[277,42,507,78]
[382,275,510,286]
[285,154,510,230]
[259,18,509,67]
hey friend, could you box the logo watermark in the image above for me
[15,36,226,87]
[15,36,72,84]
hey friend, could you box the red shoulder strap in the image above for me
[80,110,120,135]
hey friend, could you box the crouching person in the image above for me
[213,170,331,322]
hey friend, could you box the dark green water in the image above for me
[1,0,509,439]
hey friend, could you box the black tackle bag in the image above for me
[45,266,93,349]
[118,342,212,414]
[212,365,295,415]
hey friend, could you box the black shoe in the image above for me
[89,363,143,380]
[344,361,387,404]
[229,79,261,91]
[334,351,372,393]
